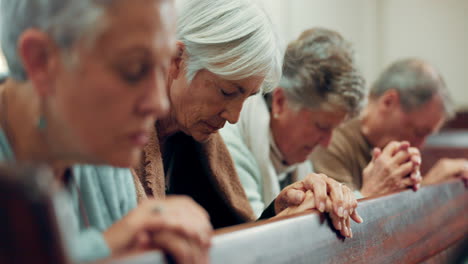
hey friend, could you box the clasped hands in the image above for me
[361,141,422,197]
[274,173,364,238]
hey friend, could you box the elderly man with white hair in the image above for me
[311,58,468,197]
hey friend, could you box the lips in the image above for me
[129,131,150,146]
[203,121,224,132]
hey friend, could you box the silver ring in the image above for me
[152,205,164,214]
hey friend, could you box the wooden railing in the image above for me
[420,130,468,175]
[1,163,466,264]
[108,180,468,264]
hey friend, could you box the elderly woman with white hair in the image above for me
[134,3,361,231]
[220,28,367,237]
[0,0,213,263]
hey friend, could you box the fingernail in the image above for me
[350,228,353,238]
[337,221,342,230]
[344,210,349,218]
[358,215,364,223]
[338,207,344,217]
[319,202,325,212]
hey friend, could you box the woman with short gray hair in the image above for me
[221,27,366,237]
[0,0,212,263]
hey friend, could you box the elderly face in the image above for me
[41,0,176,166]
[271,89,347,165]
[385,94,446,148]
[168,66,264,142]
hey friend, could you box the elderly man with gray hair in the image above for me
[221,28,366,238]
[311,58,467,198]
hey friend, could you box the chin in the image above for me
[104,149,142,168]
[191,131,214,143]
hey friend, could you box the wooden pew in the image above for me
[420,130,468,175]
[0,164,70,264]
[443,111,468,130]
[107,180,468,264]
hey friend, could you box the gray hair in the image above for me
[0,0,116,81]
[275,27,366,115]
[370,58,454,118]
[176,0,283,93]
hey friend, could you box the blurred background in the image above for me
[1,0,467,110]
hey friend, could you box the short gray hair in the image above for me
[176,0,283,93]
[370,58,454,118]
[0,0,115,81]
[276,27,366,115]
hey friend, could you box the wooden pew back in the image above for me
[421,130,468,175]
[110,181,468,264]
[0,164,69,264]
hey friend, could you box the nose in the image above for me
[221,100,243,124]
[137,69,170,119]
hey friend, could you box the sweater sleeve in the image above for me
[220,124,265,218]
[53,189,111,263]
[68,228,111,262]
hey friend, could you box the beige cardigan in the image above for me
[132,125,256,228]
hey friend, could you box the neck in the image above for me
[156,110,181,144]
[1,79,73,183]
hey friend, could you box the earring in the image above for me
[273,113,279,119]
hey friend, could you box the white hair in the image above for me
[0,0,116,81]
[176,0,283,93]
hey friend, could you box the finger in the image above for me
[393,161,415,180]
[341,218,349,238]
[408,147,422,166]
[382,141,406,158]
[295,190,316,212]
[286,188,307,206]
[326,179,345,217]
[346,217,353,238]
[398,177,417,189]
[144,215,211,248]
[371,148,382,162]
[153,233,192,264]
[350,209,364,224]
[304,174,328,212]
[329,213,342,231]
[391,150,412,165]
[343,186,357,216]
[397,141,410,152]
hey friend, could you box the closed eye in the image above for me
[220,88,237,97]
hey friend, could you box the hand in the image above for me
[423,158,468,185]
[361,141,422,197]
[103,196,212,263]
[274,174,363,237]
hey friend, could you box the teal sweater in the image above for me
[0,129,137,262]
